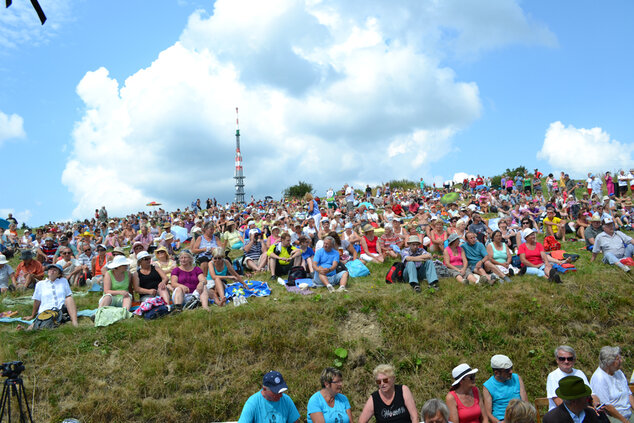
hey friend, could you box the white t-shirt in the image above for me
[32,277,72,314]
[546,368,592,410]
[590,367,632,418]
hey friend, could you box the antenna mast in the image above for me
[234,107,245,204]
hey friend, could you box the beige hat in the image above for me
[407,235,421,244]
[0,255,8,265]
[362,224,374,232]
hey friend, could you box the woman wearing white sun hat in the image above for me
[99,255,132,311]
[0,254,15,294]
[446,363,487,423]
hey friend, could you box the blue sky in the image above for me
[1,0,632,226]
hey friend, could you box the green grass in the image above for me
[1,236,633,422]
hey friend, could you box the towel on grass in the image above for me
[224,280,271,299]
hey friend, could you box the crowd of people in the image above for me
[239,345,633,423]
[0,169,633,324]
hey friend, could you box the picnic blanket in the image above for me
[224,280,271,300]
[94,306,132,327]
[285,285,315,295]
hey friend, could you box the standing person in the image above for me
[237,370,300,423]
[359,364,419,423]
[305,193,322,231]
[307,368,354,423]
[400,235,439,292]
[605,172,615,197]
[543,376,599,423]
[482,355,528,423]
[446,363,488,423]
[546,346,600,411]
[617,171,629,198]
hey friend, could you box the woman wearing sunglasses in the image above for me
[446,363,488,423]
[206,247,247,307]
[307,367,353,423]
[359,364,418,423]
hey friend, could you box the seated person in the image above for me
[482,355,528,423]
[379,223,402,259]
[462,232,504,285]
[56,247,84,286]
[468,212,490,244]
[38,236,59,265]
[207,247,247,307]
[14,249,45,290]
[132,251,171,306]
[421,399,450,423]
[546,345,599,411]
[543,376,599,423]
[543,207,567,242]
[297,235,315,274]
[267,232,302,279]
[99,256,133,311]
[590,216,634,273]
[243,230,268,273]
[360,225,384,263]
[171,250,208,311]
[400,235,439,293]
[518,228,564,283]
[590,346,633,423]
[23,263,78,329]
[428,219,448,254]
[313,236,348,292]
[0,254,15,294]
[444,233,480,285]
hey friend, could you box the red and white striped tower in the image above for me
[234,107,245,204]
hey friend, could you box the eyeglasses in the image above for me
[84,249,91,252]
[557,356,575,362]
[213,257,223,261]
[466,375,476,380]
[140,257,151,261]
[375,378,390,385]
[62,252,71,255]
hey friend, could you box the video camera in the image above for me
[1,361,25,379]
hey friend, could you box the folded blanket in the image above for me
[94,306,132,327]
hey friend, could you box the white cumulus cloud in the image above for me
[537,121,634,177]
[0,110,26,146]
[62,0,553,219]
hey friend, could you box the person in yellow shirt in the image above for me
[543,207,567,242]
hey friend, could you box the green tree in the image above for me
[283,181,314,198]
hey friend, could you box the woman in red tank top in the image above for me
[446,364,486,423]
[360,224,384,263]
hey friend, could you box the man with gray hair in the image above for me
[546,345,600,411]
[313,236,349,292]
[421,399,449,423]
[590,217,634,273]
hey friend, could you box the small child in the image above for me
[298,236,314,275]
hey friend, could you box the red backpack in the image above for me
[543,236,561,252]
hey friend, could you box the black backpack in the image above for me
[287,266,308,286]
[385,262,404,284]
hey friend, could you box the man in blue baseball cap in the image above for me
[238,370,300,423]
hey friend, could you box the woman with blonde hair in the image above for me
[503,399,535,423]
[305,192,322,230]
[359,364,418,423]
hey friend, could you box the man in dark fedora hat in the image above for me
[543,376,600,423]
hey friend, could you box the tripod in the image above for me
[0,376,34,423]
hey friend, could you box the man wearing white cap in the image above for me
[483,354,527,423]
[590,216,634,273]
[238,370,300,423]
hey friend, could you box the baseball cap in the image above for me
[262,371,288,394]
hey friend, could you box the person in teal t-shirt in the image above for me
[238,371,300,423]
[307,368,353,423]
[482,355,528,423]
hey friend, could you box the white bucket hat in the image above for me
[107,255,130,269]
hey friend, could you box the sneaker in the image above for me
[411,283,421,293]
[277,277,286,285]
[508,268,515,277]
[336,285,348,292]
[430,281,440,291]
[326,284,335,293]
[503,276,511,283]
[473,275,481,285]
[616,262,631,273]
[270,275,277,281]
[518,266,527,276]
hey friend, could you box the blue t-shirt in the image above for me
[461,241,488,268]
[313,248,340,276]
[302,247,315,260]
[483,373,521,420]
[238,391,300,423]
[307,391,351,423]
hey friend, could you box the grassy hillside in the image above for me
[0,238,633,422]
